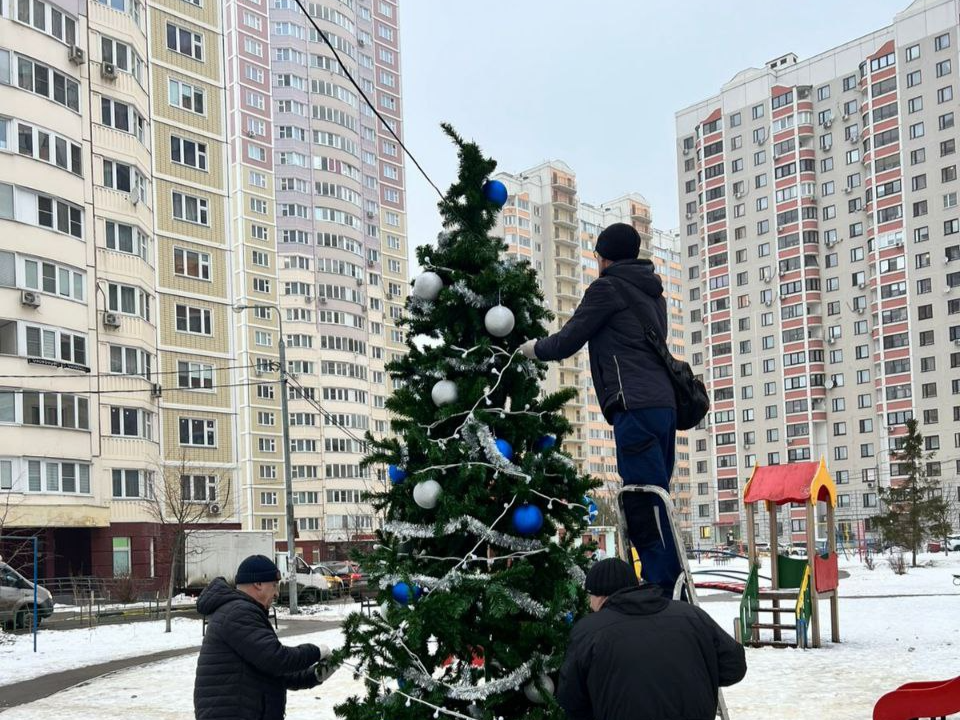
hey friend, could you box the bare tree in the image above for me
[142,454,232,632]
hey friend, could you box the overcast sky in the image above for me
[399,0,910,262]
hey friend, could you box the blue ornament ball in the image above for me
[534,435,557,452]
[388,464,407,484]
[495,438,514,461]
[584,496,599,523]
[391,582,421,605]
[564,611,575,624]
[512,503,544,536]
[482,179,509,207]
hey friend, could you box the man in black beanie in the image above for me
[520,222,682,597]
[194,555,338,719]
[557,559,746,720]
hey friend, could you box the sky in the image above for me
[399,0,911,262]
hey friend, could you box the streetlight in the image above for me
[234,303,299,614]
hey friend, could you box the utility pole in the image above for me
[235,303,298,614]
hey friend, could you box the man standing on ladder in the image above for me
[521,223,681,597]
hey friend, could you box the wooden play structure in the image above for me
[736,459,841,648]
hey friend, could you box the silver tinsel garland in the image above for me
[467,418,527,478]
[383,516,543,552]
[451,280,488,308]
[402,656,541,701]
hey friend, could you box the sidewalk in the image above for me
[0,618,340,711]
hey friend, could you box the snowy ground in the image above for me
[5,553,960,719]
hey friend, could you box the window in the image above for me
[36,194,83,238]
[166,23,203,60]
[937,59,952,78]
[171,135,207,170]
[175,304,212,335]
[107,282,150,320]
[22,258,85,300]
[935,33,951,51]
[14,122,82,175]
[168,77,205,113]
[173,247,211,280]
[110,345,151,378]
[112,469,152,499]
[100,98,145,141]
[24,324,87,366]
[105,221,149,260]
[112,537,131,577]
[179,418,216,447]
[177,361,213,390]
[181,474,217,501]
[16,56,80,112]
[938,86,954,104]
[907,70,921,88]
[110,406,152,438]
[172,191,209,225]
[906,44,920,61]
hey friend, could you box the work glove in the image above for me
[313,646,338,684]
[519,339,538,360]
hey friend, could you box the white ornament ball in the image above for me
[523,675,555,704]
[484,305,516,337]
[412,271,443,301]
[431,380,458,406]
[412,479,442,509]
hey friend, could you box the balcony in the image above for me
[553,212,577,229]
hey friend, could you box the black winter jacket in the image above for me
[194,578,322,720]
[557,585,746,720]
[534,259,674,423]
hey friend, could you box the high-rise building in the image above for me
[676,0,959,549]
[269,0,406,563]
[493,163,692,541]
[0,0,284,586]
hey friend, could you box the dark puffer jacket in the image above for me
[534,258,674,423]
[194,578,321,720]
[557,584,747,720]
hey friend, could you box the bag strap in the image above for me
[603,275,673,368]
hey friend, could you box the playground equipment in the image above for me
[873,676,960,720]
[737,459,841,649]
[616,485,730,720]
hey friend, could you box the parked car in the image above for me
[0,560,53,630]
[945,535,960,552]
[325,561,370,602]
[311,564,347,597]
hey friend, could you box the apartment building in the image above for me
[0,0,283,587]
[676,0,960,548]
[493,163,692,542]
[269,0,406,563]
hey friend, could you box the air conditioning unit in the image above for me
[945,257,954,265]
[208,502,222,516]
[246,130,257,138]
[356,277,363,286]
[894,239,904,247]
[20,291,41,308]
[858,282,867,290]
[843,186,853,194]
[367,259,375,267]
[842,113,850,121]
[685,212,694,220]
[366,210,375,218]
[734,192,744,199]
[757,135,766,146]
[954,339,960,347]
[682,147,690,156]
[358,38,366,47]
[779,269,786,277]
[150,384,162,398]
[762,275,771,284]
[823,119,833,128]
[827,337,836,345]
[101,62,118,80]
[303,295,312,303]
[856,307,865,315]
[763,299,772,307]
[103,312,121,328]
[318,297,328,304]
[68,45,85,65]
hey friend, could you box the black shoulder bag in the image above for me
[609,278,710,431]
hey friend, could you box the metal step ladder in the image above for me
[616,484,731,720]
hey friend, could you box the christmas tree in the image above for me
[333,125,600,720]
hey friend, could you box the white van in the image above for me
[0,560,53,629]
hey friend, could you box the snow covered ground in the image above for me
[5,553,960,719]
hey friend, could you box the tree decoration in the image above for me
[413,271,444,301]
[484,304,516,337]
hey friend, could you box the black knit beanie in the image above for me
[235,554,281,584]
[595,223,641,262]
[584,558,638,596]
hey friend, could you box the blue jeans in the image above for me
[614,407,680,596]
